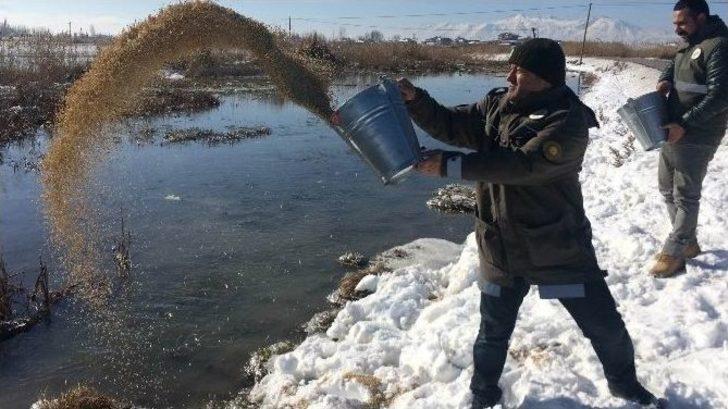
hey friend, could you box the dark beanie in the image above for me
[508,38,566,86]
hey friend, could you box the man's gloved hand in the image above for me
[415,149,445,177]
[397,78,417,102]
[656,80,673,97]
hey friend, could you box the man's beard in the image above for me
[506,85,534,103]
[678,30,698,44]
[506,85,523,102]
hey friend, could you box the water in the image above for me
[0,72,579,408]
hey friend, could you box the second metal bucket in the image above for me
[617,92,669,151]
[331,77,421,184]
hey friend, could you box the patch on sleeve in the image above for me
[542,141,563,162]
[691,48,702,60]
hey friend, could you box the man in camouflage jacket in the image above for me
[651,0,728,277]
[398,39,661,408]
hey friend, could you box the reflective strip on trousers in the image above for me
[675,80,708,94]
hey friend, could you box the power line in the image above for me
[290,4,588,22]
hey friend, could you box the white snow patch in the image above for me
[245,59,728,409]
[164,194,181,201]
[355,275,379,293]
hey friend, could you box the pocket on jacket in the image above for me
[520,214,583,268]
[475,218,507,270]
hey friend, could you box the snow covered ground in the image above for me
[244,60,728,409]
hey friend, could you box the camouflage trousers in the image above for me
[658,142,718,256]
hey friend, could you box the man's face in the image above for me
[506,64,552,100]
[673,9,707,42]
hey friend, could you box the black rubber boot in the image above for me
[471,386,503,409]
[609,382,665,407]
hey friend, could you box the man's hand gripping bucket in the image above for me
[330,77,422,185]
[617,91,669,151]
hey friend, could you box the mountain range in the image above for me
[400,14,676,44]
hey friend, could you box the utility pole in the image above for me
[579,2,593,65]
[531,27,537,38]
[288,16,292,36]
[68,21,72,37]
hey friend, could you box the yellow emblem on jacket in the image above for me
[543,141,563,162]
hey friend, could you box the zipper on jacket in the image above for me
[490,184,511,274]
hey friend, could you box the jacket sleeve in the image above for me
[459,110,589,185]
[658,60,675,83]
[405,88,488,151]
[682,40,728,127]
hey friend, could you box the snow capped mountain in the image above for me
[413,14,675,44]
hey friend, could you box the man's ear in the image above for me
[696,12,708,25]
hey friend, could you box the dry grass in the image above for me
[41,1,334,304]
[301,308,339,335]
[335,262,389,303]
[508,342,563,368]
[244,340,296,382]
[131,86,220,116]
[561,41,677,59]
[609,133,638,167]
[330,41,508,73]
[34,386,128,409]
[342,373,387,408]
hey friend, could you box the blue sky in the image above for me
[0,0,726,36]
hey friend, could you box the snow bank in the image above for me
[245,59,728,408]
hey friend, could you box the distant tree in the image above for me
[338,26,347,40]
[364,30,384,43]
[392,34,401,42]
[89,24,96,37]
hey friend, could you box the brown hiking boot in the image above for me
[684,243,702,259]
[650,253,686,278]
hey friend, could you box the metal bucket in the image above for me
[617,92,668,151]
[331,77,421,184]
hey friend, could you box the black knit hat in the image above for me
[508,38,566,86]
